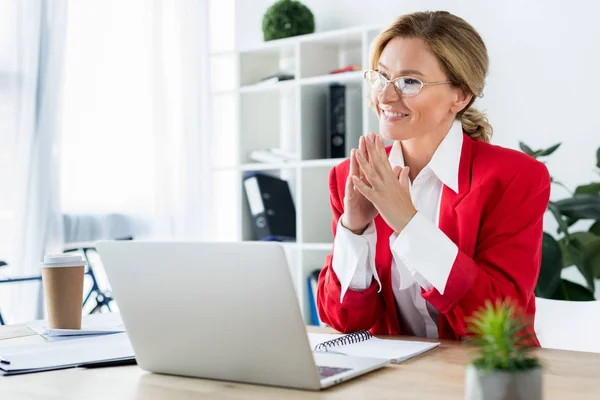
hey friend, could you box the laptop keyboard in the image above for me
[317,365,352,379]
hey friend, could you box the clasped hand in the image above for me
[343,133,416,235]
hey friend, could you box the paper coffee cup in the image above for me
[41,254,88,330]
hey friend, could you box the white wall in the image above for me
[235,0,600,202]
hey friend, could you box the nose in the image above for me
[377,80,400,105]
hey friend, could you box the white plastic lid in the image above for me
[41,254,87,268]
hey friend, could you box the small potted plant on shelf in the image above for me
[262,0,315,41]
[465,298,542,400]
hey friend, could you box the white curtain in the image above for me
[0,0,68,323]
[60,0,211,241]
[151,0,212,240]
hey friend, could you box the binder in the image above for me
[325,83,362,158]
[243,173,296,241]
[307,269,326,327]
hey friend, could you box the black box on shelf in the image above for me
[325,83,362,158]
[242,172,296,242]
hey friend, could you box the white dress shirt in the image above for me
[332,120,463,338]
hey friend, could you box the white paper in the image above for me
[29,312,125,337]
[308,332,439,364]
[0,332,134,375]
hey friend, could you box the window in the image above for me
[60,0,155,216]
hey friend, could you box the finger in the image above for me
[349,149,358,178]
[399,166,410,186]
[365,133,388,177]
[364,133,377,167]
[345,174,355,196]
[393,166,402,180]
[358,136,368,177]
[355,148,379,188]
[351,175,374,202]
[375,135,392,169]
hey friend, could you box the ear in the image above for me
[450,88,473,114]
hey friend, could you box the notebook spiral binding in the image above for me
[314,329,373,351]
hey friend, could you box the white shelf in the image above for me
[239,70,363,94]
[298,158,345,168]
[213,158,345,172]
[239,162,296,171]
[209,25,382,324]
[300,242,333,251]
[300,70,363,87]
[239,79,295,93]
[239,25,381,54]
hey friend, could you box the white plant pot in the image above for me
[465,364,542,400]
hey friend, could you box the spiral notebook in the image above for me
[308,330,439,364]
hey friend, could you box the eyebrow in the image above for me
[377,61,425,77]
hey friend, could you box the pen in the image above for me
[0,356,10,365]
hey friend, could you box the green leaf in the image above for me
[558,237,572,267]
[538,143,561,156]
[597,147,600,169]
[590,221,600,235]
[554,194,600,220]
[547,201,570,236]
[552,279,596,301]
[535,233,563,298]
[566,235,595,292]
[519,142,535,157]
[574,182,600,196]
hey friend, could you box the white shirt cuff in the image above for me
[389,211,458,295]
[332,218,381,302]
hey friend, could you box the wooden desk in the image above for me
[1,315,599,399]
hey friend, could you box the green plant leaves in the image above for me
[538,143,561,156]
[465,299,539,371]
[566,237,595,291]
[574,183,600,196]
[591,221,600,235]
[521,142,599,301]
[519,142,535,157]
[535,233,563,298]
[519,142,561,159]
[547,201,570,236]
[551,279,596,301]
[553,194,600,220]
[262,0,315,41]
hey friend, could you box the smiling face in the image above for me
[373,37,470,141]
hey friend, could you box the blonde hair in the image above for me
[370,11,492,142]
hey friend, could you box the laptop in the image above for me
[95,241,388,390]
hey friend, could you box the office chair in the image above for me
[535,296,600,353]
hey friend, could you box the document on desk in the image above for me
[308,333,439,364]
[28,312,126,339]
[0,332,135,376]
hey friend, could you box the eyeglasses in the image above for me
[363,70,452,97]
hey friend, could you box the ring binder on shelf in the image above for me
[314,330,372,351]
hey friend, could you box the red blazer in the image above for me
[317,134,551,343]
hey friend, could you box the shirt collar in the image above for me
[388,119,463,193]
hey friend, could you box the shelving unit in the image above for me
[209,26,382,323]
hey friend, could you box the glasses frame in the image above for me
[363,69,452,98]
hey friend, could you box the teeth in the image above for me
[382,110,407,117]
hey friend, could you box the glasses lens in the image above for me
[395,77,423,96]
[365,71,386,92]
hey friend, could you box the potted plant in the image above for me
[465,299,542,400]
[262,0,315,41]
[520,143,600,300]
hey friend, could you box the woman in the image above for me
[317,11,550,343]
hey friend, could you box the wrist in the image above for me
[393,207,417,235]
[340,216,369,235]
